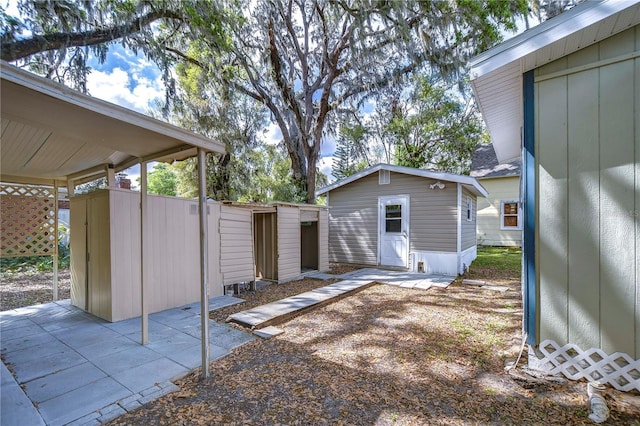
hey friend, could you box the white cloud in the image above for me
[318,156,336,183]
[86,67,163,113]
[259,122,282,145]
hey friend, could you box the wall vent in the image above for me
[379,169,390,185]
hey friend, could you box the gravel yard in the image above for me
[1,269,70,311]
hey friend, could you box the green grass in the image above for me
[466,246,521,281]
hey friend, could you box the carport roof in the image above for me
[1,61,225,184]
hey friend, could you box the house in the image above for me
[469,0,640,391]
[471,144,522,247]
[316,164,488,276]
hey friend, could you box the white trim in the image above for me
[466,197,473,222]
[459,246,477,275]
[469,0,638,78]
[316,163,488,197]
[410,250,460,275]
[500,200,522,231]
[377,195,410,268]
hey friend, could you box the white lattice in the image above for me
[534,340,640,392]
[0,184,56,257]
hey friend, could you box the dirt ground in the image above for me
[2,262,637,424]
[110,271,638,424]
[0,269,70,311]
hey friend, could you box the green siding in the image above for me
[534,25,639,357]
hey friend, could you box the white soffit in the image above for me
[1,61,225,182]
[469,0,640,164]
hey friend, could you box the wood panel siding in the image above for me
[70,197,86,310]
[328,172,458,265]
[461,188,477,251]
[318,208,330,271]
[476,177,522,247]
[87,191,111,320]
[220,205,254,285]
[109,190,141,321]
[534,25,639,357]
[277,206,301,282]
[636,26,640,359]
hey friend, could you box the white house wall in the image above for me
[535,25,639,358]
[476,176,522,247]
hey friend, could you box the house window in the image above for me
[379,169,390,185]
[501,201,521,230]
[385,204,402,233]
[466,198,473,222]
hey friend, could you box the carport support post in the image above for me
[140,161,149,345]
[198,148,210,379]
[53,181,59,301]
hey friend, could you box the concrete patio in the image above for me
[0,297,254,426]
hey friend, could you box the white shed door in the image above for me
[378,196,409,268]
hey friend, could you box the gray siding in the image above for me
[461,187,477,250]
[535,25,639,357]
[328,171,458,265]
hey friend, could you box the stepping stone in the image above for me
[253,326,284,339]
[228,279,374,329]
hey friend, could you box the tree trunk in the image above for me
[306,154,317,204]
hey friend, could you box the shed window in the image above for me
[501,201,521,230]
[385,204,402,233]
[466,198,473,222]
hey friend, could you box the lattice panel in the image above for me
[535,340,640,392]
[0,184,56,258]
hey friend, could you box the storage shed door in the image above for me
[378,195,409,268]
[220,206,254,285]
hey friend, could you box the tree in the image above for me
[386,78,485,174]
[145,163,177,196]
[2,0,527,202]
[206,0,527,202]
[332,123,370,180]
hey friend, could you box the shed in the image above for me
[470,0,640,391]
[471,144,522,247]
[221,201,330,283]
[316,164,488,276]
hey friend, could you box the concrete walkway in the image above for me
[228,279,375,329]
[1,297,254,426]
[230,269,455,330]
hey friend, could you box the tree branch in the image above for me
[2,9,184,61]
